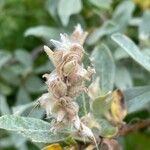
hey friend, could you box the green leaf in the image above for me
[87,21,117,45]
[91,44,115,94]
[0,115,69,143]
[16,86,32,105]
[139,10,150,40]
[46,0,59,19]
[0,67,20,86]
[92,92,112,117]
[115,65,133,90]
[0,51,11,69]
[87,0,135,45]
[58,0,82,26]
[24,75,45,93]
[114,48,129,60]
[88,0,112,9]
[24,26,62,41]
[112,0,135,29]
[34,61,54,74]
[12,102,35,115]
[124,86,150,113]
[96,118,118,138]
[76,93,90,117]
[15,49,33,67]
[111,33,150,72]
[0,95,11,115]
[0,82,12,95]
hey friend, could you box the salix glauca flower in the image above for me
[38,24,96,141]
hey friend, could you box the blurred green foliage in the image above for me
[0,0,150,150]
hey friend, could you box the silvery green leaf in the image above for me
[139,10,150,40]
[87,21,118,45]
[92,92,112,117]
[34,61,54,74]
[76,93,90,117]
[115,65,133,90]
[0,115,69,143]
[15,49,33,68]
[114,48,129,60]
[88,0,112,9]
[0,95,11,115]
[16,87,32,105]
[0,82,12,95]
[24,26,61,41]
[58,0,82,26]
[112,0,135,29]
[96,118,118,138]
[13,101,35,115]
[87,0,135,45]
[91,44,115,94]
[24,75,45,93]
[111,33,150,72]
[46,0,59,19]
[129,17,141,26]
[0,51,11,69]
[124,86,150,113]
[0,67,20,86]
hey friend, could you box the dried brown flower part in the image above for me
[39,24,96,141]
[43,71,67,99]
[100,139,122,150]
[71,24,88,45]
[110,90,127,124]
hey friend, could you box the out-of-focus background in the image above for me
[0,0,150,150]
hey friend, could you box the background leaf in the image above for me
[115,65,133,90]
[24,26,62,41]
[111,33,150,72]
[88,0,112,9]
[91,44,115,94]
[58,0,82,26]
[124,86,150,113]
[0,115,69,143]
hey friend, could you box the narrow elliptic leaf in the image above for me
[0,95,11,115]
[115,65,133,90]
[24,26,61,41]
[76,93,90,117]
[92,92,112,117]
[12,101,35,115]
[42,143,63,150]
[123,86,150,113]
[96,118,118,138]
[15,49,33,67]
[139,10,150,40]
[114,48,129,60]
[111,33,150,72]
[0,115,68,143]
[91,44,115,94]
[58,0,82,26]
[111,90,127,123]
[88,0,112,9]
[112,0,135,28]
[0,82,12,95]
[46,0,59,19]
[87,0,135,45]
[16,86,32,105]
[0,51,11,69]
[24,75,45,93]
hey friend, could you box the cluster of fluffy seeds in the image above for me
[38,25,96,140]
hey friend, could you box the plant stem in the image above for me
[119,119,150,136]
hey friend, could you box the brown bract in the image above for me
[38,24,96,141]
